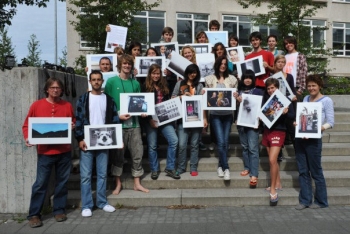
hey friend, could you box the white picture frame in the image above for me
[237,55,266,78]
[134,56,165,77]
[152,97,182,127]
[28,117,72,144]
[166,51,192,79]
[202,88,236,110]
[84,124,123,150]
[259,89,291,129]
[196,53,215,82]
[295,102,322,139]
[86,54,118,73]
[205,31,228,47]
[119,93,155,116]
[181,95,204,128]
[237,94,263,128]
[151,42,179,59]
[87,72,119,91]
[226,46,245,64]
[270,71,296,100]
[184,43,212,54]
[104,24,128,52]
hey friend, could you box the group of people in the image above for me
[22,19,334,228]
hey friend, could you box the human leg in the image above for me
[267,147,281,197]
[237,126,250,173]
[144,123,159,172]
[211,115,227,170]
[110,129,127,195]
[161,124,178,171]
[247,128,260,178]
[80,150,94,211]
[95,150,109,209]
[189,128,201,173]
[177,123,189,173]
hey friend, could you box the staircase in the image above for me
[65,111,350,207]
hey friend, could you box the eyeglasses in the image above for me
[49,87,62,90]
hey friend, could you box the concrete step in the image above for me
[334,112,350,122]
[328,122,350,132]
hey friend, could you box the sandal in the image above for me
[270,193,279,206]
[249,177,258,189]
[265,187,283,191]
[240,170,250,176]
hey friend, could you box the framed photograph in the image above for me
[28,117,72,144]
[270,72,296,100]
[134,56,165,77]
[196,53,215,82]
[226,46,245,63]
[237,94,263,128]
[104,24,128,51]
[184,43,212,54]
[205,31,228,47]
[259,89,291,129]
[87,72,119,91]
[86,54,118,73]
[202,88,236,110]
[84,124,123,150]
[119,93,155,116]
[151,42,179,59]
[295,102,322,139]
[236,55,265,78]
[152,97,182,127]
[182,95,204,128]
[166,51,192,79]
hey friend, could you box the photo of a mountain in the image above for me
[32,123,69,138]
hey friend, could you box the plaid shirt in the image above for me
[296,53,307,93]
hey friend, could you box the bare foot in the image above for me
[134,184,150,193]
[112,184,122,195]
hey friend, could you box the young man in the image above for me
[159,26,174,42]
[22,78,75,228]
[245,31,275,89]
[75,71,127,217]
[104,54,149,195]
[209,20,220,31]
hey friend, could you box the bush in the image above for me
[323,76,350,95]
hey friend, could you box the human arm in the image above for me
[322,97,334,131]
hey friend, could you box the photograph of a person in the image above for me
[270,71,296,100]
[151,42,179,59]
[184,43,211,54]
[182,96,204,128]
[196,53,215,82]
[237,93,263,128]
[167,51,192,79]
[203,88,236,110]
[226,46,244,63]
[119,93,155,116]
[205,31,228,47]
[86,54,118,73]
[295,102,322,139]
[152,97,182,126]
[84,125,123,150]
[134,56,164,77]
[237,55,265,78]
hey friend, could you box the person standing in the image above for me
[266,35,284,58]
[22,78,75,228]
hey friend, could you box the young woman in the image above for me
[145,47,160,57]
[294,75,334,210]
[266,35,284,58]
[205,56,238,180]
[195,31,209,43]
[262,78,295,206]
[212,42,234,74]
[234,70,263,188]
[172,64,208,176]
[142,64,179,180]
[181,45,197,64]
[229,35,239,47]
[128,41,142,59]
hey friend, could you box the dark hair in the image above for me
[267,34,278,43]
[127,41,142,56]
[249,31,262,42]
[214,56,229,79]
[183,64,201,88]
[195,31,209,43]
[209,20,220,30]
[283,36,298,50]
[145,47,160,56]
[117,54,134,73]
[162,27,174,36]
[212,42,227,59]
[44,77,64,97]
[89,70,103,80]
[306,74,324,89]
[99,57,111,65]
[238,69,255,91]
[229,34,239,46]
[265,78,280,89]
[145,64,169,95]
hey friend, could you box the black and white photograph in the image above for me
[202,88,236,110]
[87,72,119,91]
[237,93,263,128]
[84,124,123,150]
[259,89,291,129]
[205,31,228,47]
[86,54,118,73]
[134,56,165,77]
[152,97,182,126]
[151,42,179,59]
[184,43,211,54]
[236,55,265,78]
[119,93,155,116]
[295,102,322,139]
[182,96,204,128]
[167,51,192,79]
[226,46,245,63]
[28,117,72,144]
[270,71,296,100]
[196,53,215,82]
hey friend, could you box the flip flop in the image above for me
[249,178,258,189]
[240,170,250,176]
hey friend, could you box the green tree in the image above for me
[26,34,42,67]
[0,27,16,66]
[68,0,161,54]
[236,0,332,73]
[58,46,68,67]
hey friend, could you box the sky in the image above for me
[32,123,68,134]
[6,1,67,65]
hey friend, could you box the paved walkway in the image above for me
[1,205,350,234]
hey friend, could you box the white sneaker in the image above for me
[217,167,224,178]
[209,143,215,151]
[224,169,230,180]
[103,204,116,213]
[82,209,92,217]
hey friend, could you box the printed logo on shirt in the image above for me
[271,136,281,144]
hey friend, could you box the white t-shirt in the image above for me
[284,52,298,86]
[89,93,106,125]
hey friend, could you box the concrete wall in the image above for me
[0,67,87,213]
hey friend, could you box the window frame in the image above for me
[332,22,350,56]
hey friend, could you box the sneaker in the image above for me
[190,171,198,176]
[209,142,215,151]
[217,167,224,178]
[309,204,322,209]
[165,169,181,179]
[223,169,230,180]
[199,142,207,151]
[82,209,92,217]
[151,171,159,180]
[295,204,308,210]
[103,205,116,213]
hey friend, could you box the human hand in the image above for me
[79,141,87,151]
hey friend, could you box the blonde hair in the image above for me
[274,54,286,65]
[181,45,197,64]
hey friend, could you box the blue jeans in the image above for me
[177,123,202,173]
[295,138,328,207]
[80,149,108,210]
[145,122,178,171]
[27,152,71,219]
[210,114,233,170]
[237,126,260,177]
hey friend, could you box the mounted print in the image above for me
[134,56,165,77]
[205,31,228,47]
[87,72,119,91]
[166,51,192,79]
[237,93,263,128]
[28,117,72,144]
[104,24,128,51]
[202,88,236,110]
[181,95,204,128]
[259,89,291,129]
[84,124,123,150]
[295,102,322,139]
[152,97,182,127]
[237,55,265,78]
[196,53,215,82]
[184,43,212,54]
[151,42,179,59]
[86,54,118,73]
[226,46,245,63]
[119,93,155,116]
[270,72,296,100]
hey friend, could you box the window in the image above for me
[177,13,209,45]
[333,22,350,56]
[301,19,327,48]
[333,0,350,2]
[134,11,165,46]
